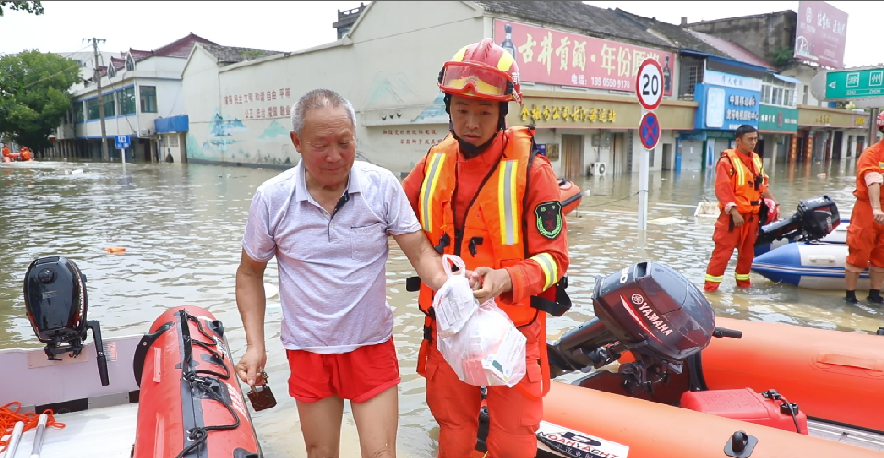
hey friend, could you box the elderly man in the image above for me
[235,88,451,458]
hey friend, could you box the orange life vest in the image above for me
[720,149,766,214]
[412,126,569,397]
[417,126,563,326]
[853,140,884,203]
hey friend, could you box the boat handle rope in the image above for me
[173,310,242,458]
[184,313,231,380]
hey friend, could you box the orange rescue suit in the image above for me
[846,139,884,270]
[704,149,768,292]
[402,126,569,458]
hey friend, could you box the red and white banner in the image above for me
[493,19,675,96]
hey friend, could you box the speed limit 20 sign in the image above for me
[635,58,663,110]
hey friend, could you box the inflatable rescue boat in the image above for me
[754,218,848,256]
[132,305,262,458]
[752,242,860,290]
[473,261,884,457]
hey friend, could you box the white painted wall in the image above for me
[181,0,484,172]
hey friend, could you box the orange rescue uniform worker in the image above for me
[704,125,776,292]
[845,112,884,304]
[1,145,10,158]
[20,147,31,161]
[402,39,571,458]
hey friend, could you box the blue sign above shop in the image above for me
[693,82,760,131]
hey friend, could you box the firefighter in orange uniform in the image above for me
[401,39,571,457]
[845,112,884,304]
[704,125,777,292]
[20,147,31,161]
[1,145,10,158]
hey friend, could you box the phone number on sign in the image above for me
[589,76,631,90]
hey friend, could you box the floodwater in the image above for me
[1,157,880,457]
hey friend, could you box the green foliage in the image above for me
[771,47,794,68]
[0,1,44,16]
[0,50,80,149]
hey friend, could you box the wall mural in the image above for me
[364,72,416,109]
[203,109,247,155]
[413,92,448,124]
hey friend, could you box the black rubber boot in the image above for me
[868,289,884,305]
[846,290,858,304]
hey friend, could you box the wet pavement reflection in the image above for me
[0,158,880,457]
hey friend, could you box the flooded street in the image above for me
[1,158,881,457]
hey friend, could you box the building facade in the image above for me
[180,1,713,178]
[683,11,873,164]
[48,34,215,162]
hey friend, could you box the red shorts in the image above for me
[286,337,400,403]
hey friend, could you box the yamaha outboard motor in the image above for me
[755,195,840,247]
[23,256,110,386]
[548,262,717,394]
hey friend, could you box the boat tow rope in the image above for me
[0,402,65,453]
[173,310,241,458]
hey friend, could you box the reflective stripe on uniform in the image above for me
[530,253,558,290]
[497,160,519,245]
[419,153,446,231]
[735,273,750,281]
[705,274,723,283]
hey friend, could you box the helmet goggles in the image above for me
[439,61,514,102]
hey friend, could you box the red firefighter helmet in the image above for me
[438,38,522,105]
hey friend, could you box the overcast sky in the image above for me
[0,1,878,68]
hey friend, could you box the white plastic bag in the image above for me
[437,300,527,387]
[433,254,481,339]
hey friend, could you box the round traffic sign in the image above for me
[635,58,664,110]
[638,112,660,150]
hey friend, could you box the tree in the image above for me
[0,50,80,150]
[0,1,44,16]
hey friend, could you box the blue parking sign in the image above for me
[114,135,131,149]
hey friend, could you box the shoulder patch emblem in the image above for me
[535,201,563,239]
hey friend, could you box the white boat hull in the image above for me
[752,242,869,290]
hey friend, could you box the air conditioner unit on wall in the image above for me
[587,162,607,176]
[140,129,150,137]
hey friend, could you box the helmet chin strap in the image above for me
[444,94,508,159]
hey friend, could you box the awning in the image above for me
[772,73,802,85]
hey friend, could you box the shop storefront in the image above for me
[757,104,798,169]
[794,105,871,163]
[507,91,696,176]
[685,80,761,171]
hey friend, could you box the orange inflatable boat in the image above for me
[558,178,583,215]
[132,305,261,458]
[472,261,884,457]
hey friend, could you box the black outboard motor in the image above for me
[23,256,110,386]
[548,262,717,394]
[755,195,840,247]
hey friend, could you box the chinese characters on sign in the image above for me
[494,19,675,96]
[520,104,617,124]
[793,1,848,69]
[224,87,293,119]
[726,94,758,121]
[815,114,832,124]
[383,129,445,146]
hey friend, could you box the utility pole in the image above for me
[87,38,109,161]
